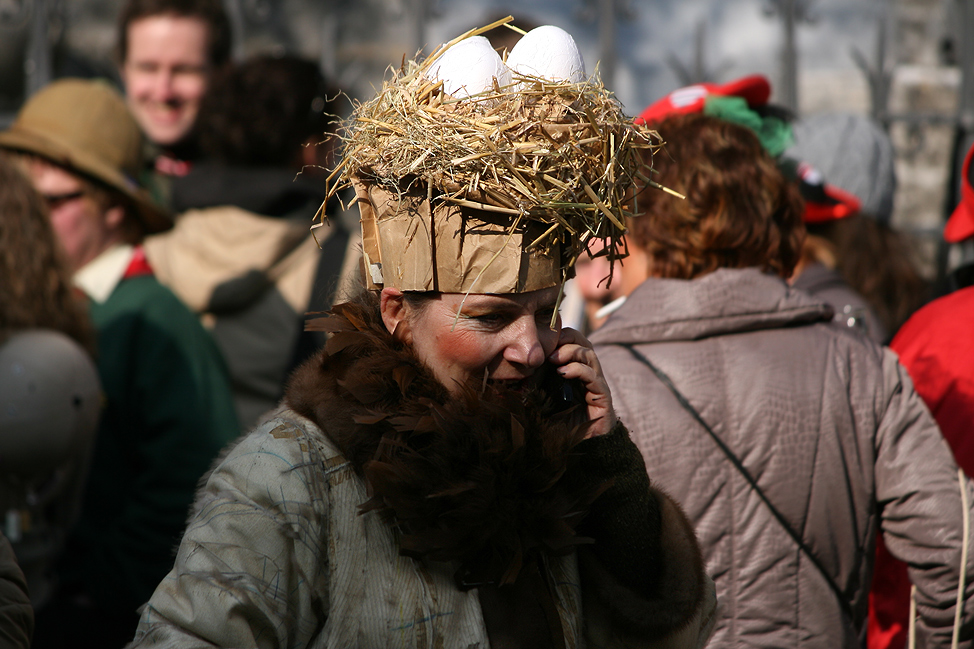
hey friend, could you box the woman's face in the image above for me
[381,286,562,393]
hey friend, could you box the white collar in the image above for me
[74,244,135,304]
[594,295,627,320]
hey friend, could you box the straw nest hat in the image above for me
[0,78,170,233]
[319,18,663,299]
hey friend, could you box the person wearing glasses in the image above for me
[0,78,240,649]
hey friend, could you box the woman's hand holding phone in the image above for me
[547,327,617,438]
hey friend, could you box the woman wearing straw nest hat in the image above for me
[127,19,716,649]
[0,78,240,648]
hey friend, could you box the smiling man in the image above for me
[117,0,232,175]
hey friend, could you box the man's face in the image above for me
[28,160,118,272]
[122,14,210,148]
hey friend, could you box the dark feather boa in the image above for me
[285,294,609,589]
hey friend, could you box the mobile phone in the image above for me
[542,361,585,407]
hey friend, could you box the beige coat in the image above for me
[145,206,361,430]
[592,268,974,648]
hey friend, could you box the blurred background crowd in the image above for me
[1,0,974,648]
[2,0,974,283]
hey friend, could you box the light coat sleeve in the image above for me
[0,532,32,649]
[127,418,331,649]
[874,349,974,648]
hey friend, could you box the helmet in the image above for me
[0,330,101,479]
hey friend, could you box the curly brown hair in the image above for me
[0,155,95,354]
[628,113,805,279]
[810,217,930,336]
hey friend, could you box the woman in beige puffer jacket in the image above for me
[593,113,974,648]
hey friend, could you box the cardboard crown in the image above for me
[354,176,563,293]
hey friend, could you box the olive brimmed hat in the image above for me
[0,78,170,233]
[318,17,663,298]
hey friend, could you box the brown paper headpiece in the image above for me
[355,176,562,292]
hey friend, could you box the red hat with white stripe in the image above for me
[787,159,862,224]
[635,74,772,125]
[637,75,863,224]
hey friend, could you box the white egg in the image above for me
[506,25,586,83]
[426,36,512,98]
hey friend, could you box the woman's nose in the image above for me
[504,320,546,369]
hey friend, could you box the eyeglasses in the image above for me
[41,189,86,210]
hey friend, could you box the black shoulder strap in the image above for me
[287,221,351,373]
[615,342,855,622]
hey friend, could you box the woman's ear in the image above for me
[380,287,412,343]
[618,237,652,291]
[104,205,126,231]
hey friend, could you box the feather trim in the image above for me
[286,294,608,588]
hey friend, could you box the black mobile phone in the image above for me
[541,362,585,407]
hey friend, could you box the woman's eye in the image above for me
[473,313,506,324]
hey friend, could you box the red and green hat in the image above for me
[635,75,771,125]
[637,74,860,224]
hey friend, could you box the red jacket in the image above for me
[869,285,974,649]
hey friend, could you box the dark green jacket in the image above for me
[59,274,240,613]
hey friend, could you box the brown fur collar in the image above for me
[285,294,605,588]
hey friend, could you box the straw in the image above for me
[319,16,667,284]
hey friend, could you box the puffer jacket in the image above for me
[791,261,887,344]
[870,284,974,649]
[591,267,974,648]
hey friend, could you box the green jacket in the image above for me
[60,274,240,613]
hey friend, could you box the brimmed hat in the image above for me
[0,78,170,233]
[778,157,862,224]
[635,74,772,126]
[945,143,974,243]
